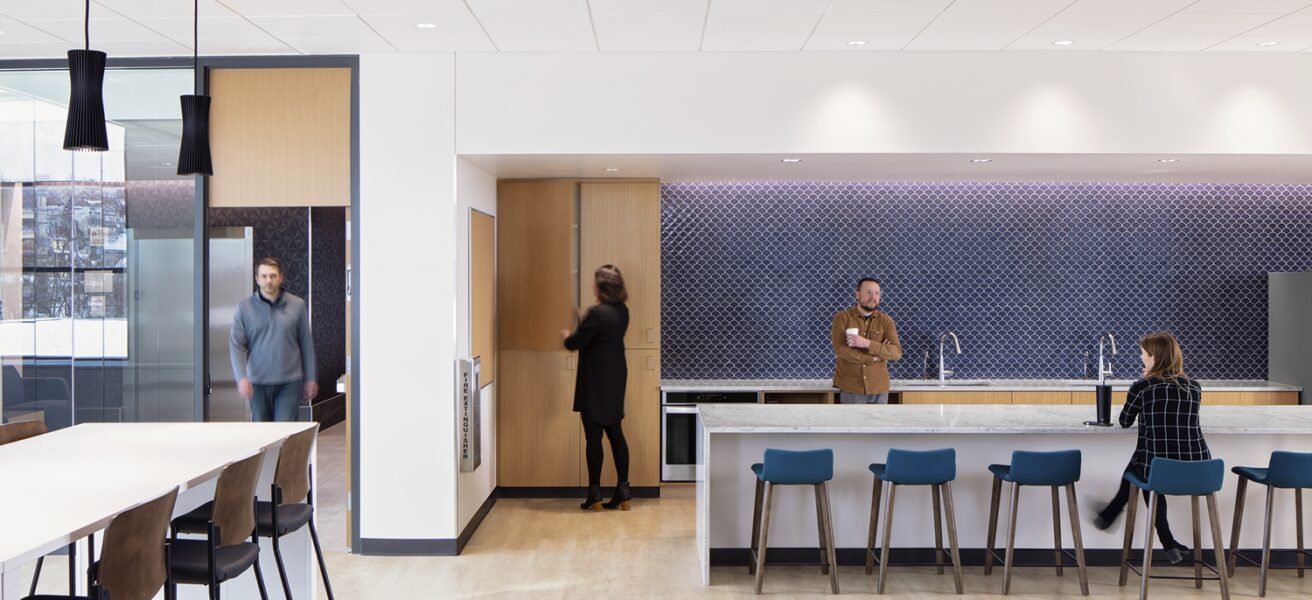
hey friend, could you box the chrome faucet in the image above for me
[1097,332,1118,385]
[939,331,961,383]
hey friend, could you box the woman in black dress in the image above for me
[1093,331,1211,564]
[562,265,632,511]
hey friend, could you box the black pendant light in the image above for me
[63,0,108,152]
[177,0,212,176]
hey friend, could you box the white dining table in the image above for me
[0,422,318,600]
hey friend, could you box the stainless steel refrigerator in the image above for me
[1269,271,1312,405]
[208,227,254,421]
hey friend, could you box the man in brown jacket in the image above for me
[831,278,902,404]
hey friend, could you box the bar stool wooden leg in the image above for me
[1051,486,1064,577]
[985,476,1002,576]
[1003,482,1020,595]
[1228,477,1247,577]
[814,484,830,576]
[877,483,897,594]
[1064,483,1090,596]
[1192,495,1204,589]
[1207,493,1232,600]
[820,482,840,594]
[749,478,764,576]
[942,481,965,595]
[866,478,882,575]
[1260,486,1274,598]
[1141,492,1159,600]
[1297,488,1305,578]
[933,484,945,575]
[1120,487,1139,587]
[754,482,774,595]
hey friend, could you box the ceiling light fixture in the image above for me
[63,0,108,151]
[417,23,437,29]
[781,158,802,163]
[1052,40,1074,46]
[1158,158,1180,163]
[1257,41,1280,47]
[177,0,212,175]
[847,40,867,46]
[604,167,621,172]
[160,161,174,167]
[971,158,992,163]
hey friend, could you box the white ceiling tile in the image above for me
[339,0,471,16]
[467,0,588,13]
[0,0,90,20]
[26,17,169,42]
[1206,36,1312,51]
[94,38,191,56]
[1224,13,1312,37]
[590,0,708,13]
[1185,0,1312,13]
[804,34,912,50]
[284,36,397,54]
[1006,35,1124,50]
[0,41,70,57]
[93,0,235,19]
[709,0,831,15]
[920,10,1054,37]
[1064,0,1197,13]
[0,18,68,42]
[251,15,378,39]
[206,0,355,18]
[903,34,1016,50]
[1131,12,1282,37]
[812,11,938,37]
[702,12,819,51]
[593,12,702,51]
[477,12,595,51]
[136,17,274,44]
[946,0,1073,11]
[1106,36,1229,51]
[361,13,494,51]
[828,0,953,12]
[1029,12,1166,37]
[198,37,296,54]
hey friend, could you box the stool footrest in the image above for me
[1123,558,1224,582]
[986,548,1082,570]
[1230,548,1312,570]
[867,548,958,570]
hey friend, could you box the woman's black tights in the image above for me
[1102,474,1181,550]
[582,415,629,486]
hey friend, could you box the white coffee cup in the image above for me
[845,327,859,337]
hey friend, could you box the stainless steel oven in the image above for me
[661,391,759,482]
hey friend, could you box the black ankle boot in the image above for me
[580,485,603,511]
[603,482,632,511]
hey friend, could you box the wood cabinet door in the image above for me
[498,351,579,486]
[498,181,577,352]
[580,182,661,350]
[901,391,1013,404]
[577,349,661,487]
[1012,391,1072,404]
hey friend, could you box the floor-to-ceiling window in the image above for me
[0,68,195,429]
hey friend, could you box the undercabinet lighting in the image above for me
[971,158,992,163]
[1258,41,1280,47]
[605,167,621,172]
[780,158,802,163]
[1052,40,1074,46]
[1158,158,1180,163]
[417,23,437,29]
[847,40,867,46]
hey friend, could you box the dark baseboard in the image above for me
[709,547,1294,568]
[496,486,661,499]
[456,489,498,554]
[308,393,345,429]
[360,537,458,556]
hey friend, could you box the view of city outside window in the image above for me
[1,68,196,430]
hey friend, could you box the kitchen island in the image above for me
[694,403,1312,586]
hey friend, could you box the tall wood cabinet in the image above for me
[497,181,662,489]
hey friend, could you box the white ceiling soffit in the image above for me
[462,153,1312,185]
[3,0,1312,57]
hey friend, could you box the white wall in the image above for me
[358,53,458,540]
[454,52,1312,155]
[455,158,497,532]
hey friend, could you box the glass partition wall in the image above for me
[0,68,196,429]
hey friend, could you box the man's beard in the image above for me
[860,301,879,312]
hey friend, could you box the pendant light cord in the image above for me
[83,0,89,50]
[193,0,199,93]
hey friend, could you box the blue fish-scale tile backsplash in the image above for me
[660,182,1312,380]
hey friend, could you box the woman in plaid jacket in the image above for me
[1092,331,1211,565]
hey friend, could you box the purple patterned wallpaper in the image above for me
[660,182,1312,380]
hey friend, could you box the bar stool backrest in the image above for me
[1009,449,1081,486]
[273,425,319,504]
[0,420,46,445]
[98,487,179,600]
[1267,451,1312,488]
[213,451,266,546]
[1146,457,1224,495]
[760,448,833,484]
[885,448,955,485]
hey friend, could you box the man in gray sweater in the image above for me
[230,257,317,422]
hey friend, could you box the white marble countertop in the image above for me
[698,403,1312,434]
[662,378,1302,393]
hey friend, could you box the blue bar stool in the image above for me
[1226,451,1312,597]
[983,449,1089,595]
[748,448,838,595]
[865,448,963,595]
[1119,458,1231,600]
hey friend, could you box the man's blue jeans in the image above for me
[250,382,302,422]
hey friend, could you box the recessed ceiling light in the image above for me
[1158,158,1180,163]
[604,167,621,172]
[1257,41,1280,47]
[416,23,437,29]
[1052,40,1074,46]
[780,158,802,163]
[160,161,174,167]
[847,40,867,46]
[971,158,992,163]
